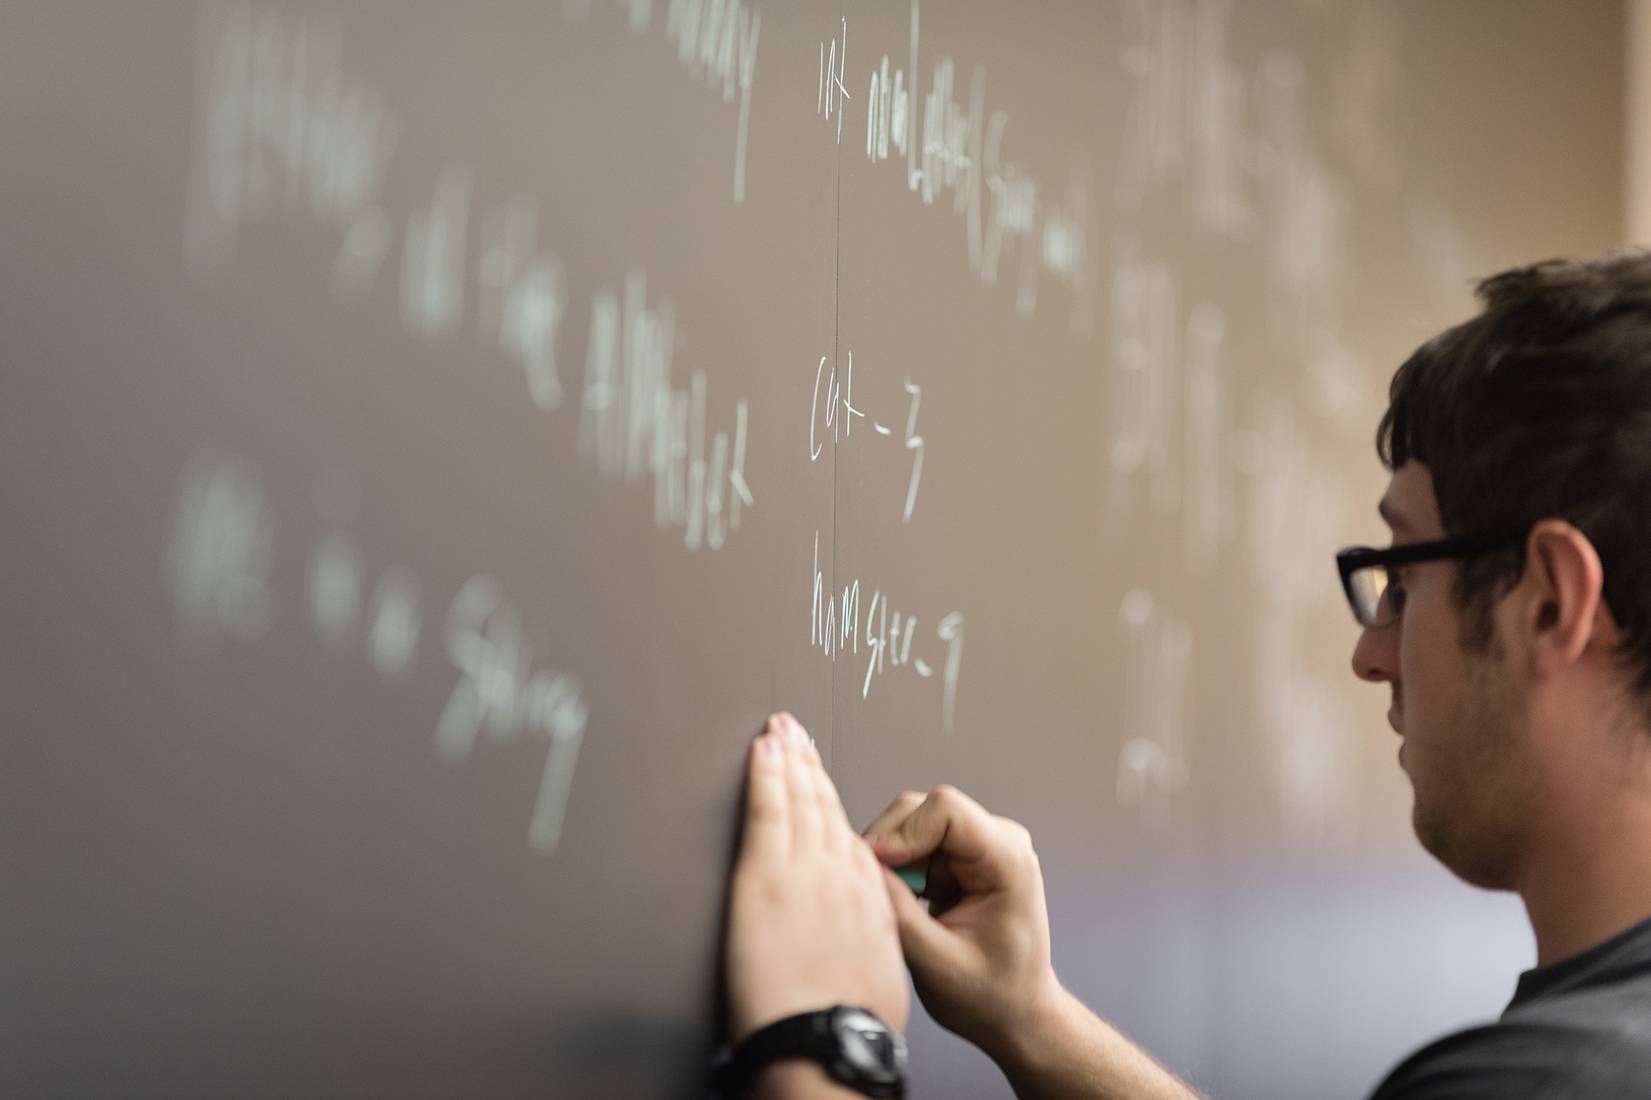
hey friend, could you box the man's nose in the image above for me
[1351,621,1397,684]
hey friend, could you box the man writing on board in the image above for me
[716,254,1651,1098]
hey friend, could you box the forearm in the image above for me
[753,1061,863,1100]
[991,985,1208,1100]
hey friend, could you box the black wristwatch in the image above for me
[713,1005,908,1098]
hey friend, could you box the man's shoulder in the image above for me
[1369,984,1651,1100]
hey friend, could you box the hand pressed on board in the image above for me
[865,785,1061,1063]
[725,713,909,1046]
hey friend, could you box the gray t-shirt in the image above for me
[1368,914,1651,1099]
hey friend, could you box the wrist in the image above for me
[987,977,1086,1077]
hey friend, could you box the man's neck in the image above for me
[1518,782,1651,967]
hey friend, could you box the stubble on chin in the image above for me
[1411,655,1532,891]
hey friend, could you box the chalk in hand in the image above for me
[895,867,927,895]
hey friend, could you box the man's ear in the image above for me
[1513,519,1609,677]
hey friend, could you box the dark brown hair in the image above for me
[1378,252,1651,693]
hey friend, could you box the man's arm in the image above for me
[993,984,1206,1100]
[866,786,1206,1100]
[723,718,1205,1100]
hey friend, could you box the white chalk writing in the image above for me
[169,449,277,643]
[185,2,397,285]
[580,272,753,550]
[860,1,1095,331]
[818,17,851,144]
[1115,589,1192,821]
[187,10,754,553]
[663,0,762,203]
[166,447,588,853]
[809,532,964,733]
[436,575,590,852]
[809,352,926,524]
[563,0,761,202]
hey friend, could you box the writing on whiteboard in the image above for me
[185,1,397,286]
[1116,0,1252,239]
[1114,588,1192,821]
[169,448,278,643]
[860,1,1096,334]
[1112,0,1361,391]
[436,575,590,852]
[1105,240,1236,574]
[664,0,762,203]
[809,532,964,734]
[810,352,925,523]
[305,472,425,678]
[818,17,851,145]
[397,177,574,412]
[581,272,753,550]
[186,9,756,553]
[166,446,590,854]
[564,0,761,203]
[186,6,572,413]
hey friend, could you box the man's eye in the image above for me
[1385,570,1408,613]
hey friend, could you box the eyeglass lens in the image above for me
[1349,564,1393,626]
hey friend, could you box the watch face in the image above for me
[832,1007,907,1084]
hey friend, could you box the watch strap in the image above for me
[714,1006,905,1099]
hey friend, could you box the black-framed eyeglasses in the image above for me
[1336,529,1526,627]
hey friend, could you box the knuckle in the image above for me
[994,817,1039,866]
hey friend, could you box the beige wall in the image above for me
[1629,0,1651,240]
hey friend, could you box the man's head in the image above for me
[1352,253,1651,889]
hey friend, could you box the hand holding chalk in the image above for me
[863,786,1062,1064]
